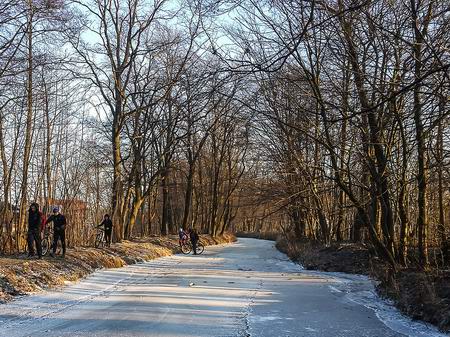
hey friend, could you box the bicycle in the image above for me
[19,228,60,256]
[41,229,51,256]
[181,239,205,255]
[94,226,105,248]
[42,228,62,256]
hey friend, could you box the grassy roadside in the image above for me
[235,231,278,241]
[0,233,236,303]
[275,237,450,333]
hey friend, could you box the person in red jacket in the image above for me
[27,202,44,259]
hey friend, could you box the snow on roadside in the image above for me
[273,239,449,336]
[300,269,449,337]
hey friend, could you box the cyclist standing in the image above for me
[45,207,67,258]
[189,227,199,255]
[27,202,44,259]
[100,214,113,247]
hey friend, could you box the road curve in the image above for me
[0,238,445,337]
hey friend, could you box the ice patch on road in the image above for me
[251,316,279,322]
[345,287,449,337]
[329,285,343,293]
[251,316,294,323]
[302,270,448,337]
[245,239,448,337]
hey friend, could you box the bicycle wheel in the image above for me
[181,242,192,254]
[42,237,50,256]
[95,233,104,248]
[195,242,204,255]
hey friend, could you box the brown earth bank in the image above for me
[275,237,450,333]
[0,233,235,303]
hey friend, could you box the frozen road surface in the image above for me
[0,238,447,337]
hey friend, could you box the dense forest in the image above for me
[0,0,449,271]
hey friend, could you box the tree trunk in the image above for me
[126,195,144,239]
[181,165,194,231]
[437,94,448,262]
[411,0,432,267]
[160,169,169,235]
[112,97,123,242]
[18,3,34,238]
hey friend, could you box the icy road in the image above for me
[0,238,447,337]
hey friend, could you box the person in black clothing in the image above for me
[45,207,67,258]
[27,202,43,259]
[189,227,199,255]
[100,214,113,247]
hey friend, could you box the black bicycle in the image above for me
[181,239,205,255]
[43,228,62,256]
[20,228,60,256]
[41,230,51,256]
[94,226,105,248]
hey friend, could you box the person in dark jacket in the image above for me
[100,214,113,247]
[45,207,67,258]
[27,202,43,259]
[189,227,199,255]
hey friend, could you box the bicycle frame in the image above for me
[94,227,105,248]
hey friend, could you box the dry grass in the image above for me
[0,233,236,303]
[276,238,373,274]
[236,232,280,241]
[376,268,450,332]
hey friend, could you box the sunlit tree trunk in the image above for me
[18,0,34,239]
